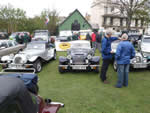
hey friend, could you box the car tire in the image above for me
[94,67,99,73]
[58,67,65,73]
[53,51,56,60]
[33,59,42,72]
[113,61,117,72]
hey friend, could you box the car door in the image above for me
[45,43,53,60]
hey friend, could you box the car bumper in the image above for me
[59,65,99,70]
[130,63,148,68]
[1,63,35,73]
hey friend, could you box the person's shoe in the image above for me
[123,85,128,87]
[114,85,122,88]
[103,80,110,84]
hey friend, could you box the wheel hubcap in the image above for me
[37,62,41,71]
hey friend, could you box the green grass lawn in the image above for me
[37,50,150,113]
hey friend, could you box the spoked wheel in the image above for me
[113,61,117,72]
[33,59,42,72]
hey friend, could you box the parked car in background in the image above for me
[32,30,51,42]
[1,41,56,72]
[0,74,64,113]
[0,40,25,57]
[56,36,71,42]
[58,40,100,73]
[0,32,8,39]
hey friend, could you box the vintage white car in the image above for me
[58,40,100,73]
[1,41,56,73]
[111,39,148,71]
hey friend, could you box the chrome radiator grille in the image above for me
[72,55,85,64]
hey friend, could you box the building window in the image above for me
[111,7,114,12]
[120,18,123,26]
[104,6,108,14]
[135,19,138,27]
[103,17,107,25]
[110,17,113,25]
[141,20,144,27]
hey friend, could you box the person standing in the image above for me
[96,31,102,53]
[91,31,96,51]
[115,34,135,88]
[100,30,118,84]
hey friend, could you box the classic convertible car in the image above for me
[0,74,64,113]
[58,40,100,73]
[111,39,149,70]
[1,41,56,72]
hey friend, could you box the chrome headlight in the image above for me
[143,58,147,63]
[14,57,23,64]
[67,55,71,59]
[136,56,141,62]
[86,59,89,64]
[87,55,92,59]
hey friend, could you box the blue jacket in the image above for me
[115,41,135,64]
[101,36,118,59]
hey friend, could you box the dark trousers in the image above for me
[100,59,111,81]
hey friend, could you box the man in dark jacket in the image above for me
[96,31,102,52]
[100,30,118,84]
[115,34,135,88]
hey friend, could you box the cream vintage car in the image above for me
[1,41,56,73]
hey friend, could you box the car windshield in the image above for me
[80,33,87,36]
[142,37,150,43]
[34,32,48,36]
[26,43,45,50]
[11,33,17,37]
[71,42,91,49]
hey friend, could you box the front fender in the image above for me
[91,56,100,63]
[1,55,13,62]
[28,56,39,62]
[59,56,68,63]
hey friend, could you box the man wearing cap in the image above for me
[115,34,135,88]
[100,30,119,84]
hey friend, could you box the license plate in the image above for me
[72,66,86,70]
[133,64,147,68]
[9,64,24,69]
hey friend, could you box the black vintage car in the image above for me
[58,40,100,73]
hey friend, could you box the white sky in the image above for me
[0,0,93,17]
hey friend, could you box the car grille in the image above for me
[72,55,85,65]
[14,57,22,64]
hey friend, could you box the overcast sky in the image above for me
[0,0,93,17]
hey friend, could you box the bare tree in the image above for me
[118,0,148,30]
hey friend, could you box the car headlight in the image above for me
[143,58,147,63]
[87,55,92,59]
[136,56,141,62]
[67,55,71,59]
[86,59,89,64]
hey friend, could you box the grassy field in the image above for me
[38,50,150,113]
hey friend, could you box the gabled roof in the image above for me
[59,9,92,29]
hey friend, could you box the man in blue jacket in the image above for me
[100,30,119,84]
[115,34,135,88]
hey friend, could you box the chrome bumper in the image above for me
[59,65,99,70]
[130,63,148,68]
